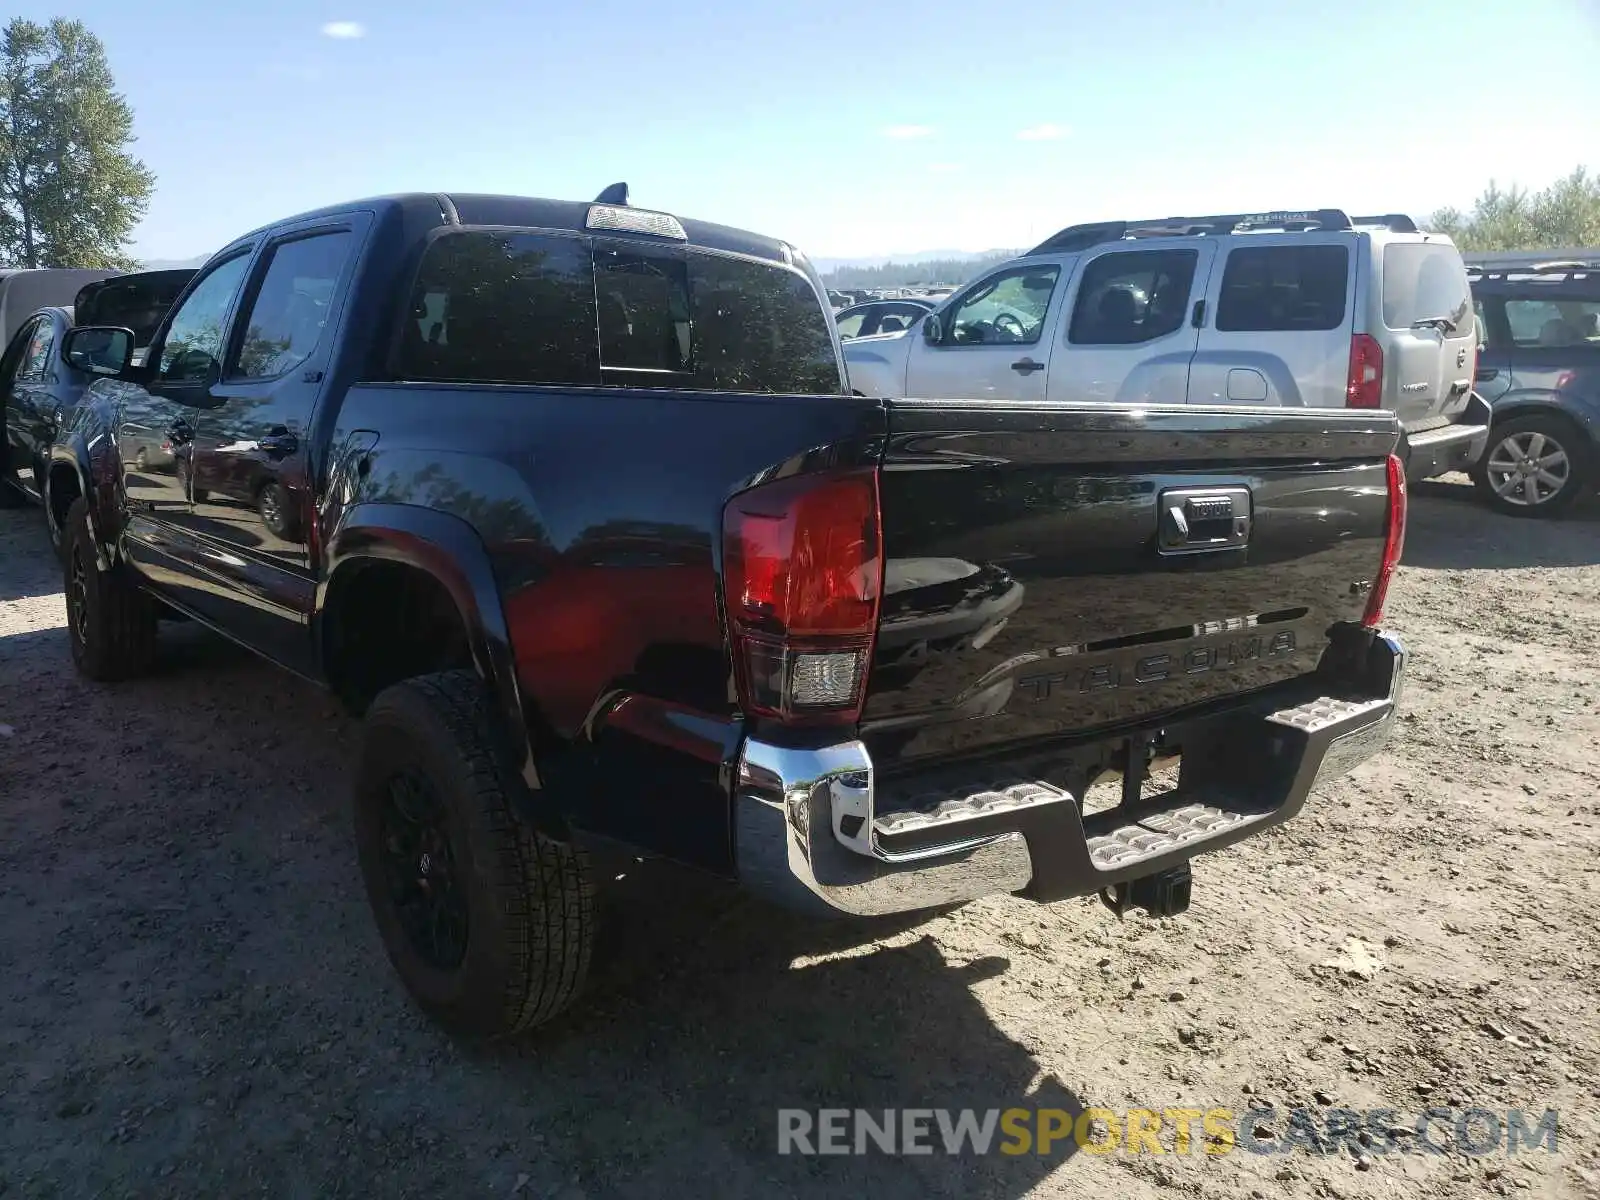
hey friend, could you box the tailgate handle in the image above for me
[1157,487,1252,555]
[1011,357,1045,375]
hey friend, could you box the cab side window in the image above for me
[945,266,1060,345]
[230,231,354,380]
[158,254,253,385]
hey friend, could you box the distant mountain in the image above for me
[138,254,209,270]
[820,249,1020,289]
[811,248,997,274]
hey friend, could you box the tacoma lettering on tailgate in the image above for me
[1017,631,1297,701]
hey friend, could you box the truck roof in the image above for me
[223,191,799,268]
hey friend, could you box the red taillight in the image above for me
[722,469,882,725]
[1363,453,1406,628]
[1346,334,1384,408]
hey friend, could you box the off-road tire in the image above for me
[63,497,157,680]
[1471,413,1592,518]
[353,670,594,1038]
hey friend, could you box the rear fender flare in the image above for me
[320,502,553,823]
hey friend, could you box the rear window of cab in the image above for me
[396,229,841,394]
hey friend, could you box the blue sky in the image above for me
[17,0,1600,263]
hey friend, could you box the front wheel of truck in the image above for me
[353,669,594,1039]
[63,497,158,681]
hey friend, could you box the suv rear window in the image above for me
[1216,245,1348,332]
[397,231,839,394]
[1381,243,1472,332]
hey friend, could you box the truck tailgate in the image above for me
[863,401,1401,769]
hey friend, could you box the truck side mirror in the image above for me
[63,325,134,377]
[922,313,943,345]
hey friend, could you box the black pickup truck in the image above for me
[53,187,1409,1038]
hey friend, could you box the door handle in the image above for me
[1011,358,1046,375]
[1474,367,1499,382]
[259,432,298,457]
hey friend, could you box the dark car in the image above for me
[0,268,197,551]
[1467,256,1600,516]
[55,187,1407,1040]
[833,296,936,340]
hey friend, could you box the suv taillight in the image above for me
[1347,334,1384,408]
[1363,453,1406,628]
[722,469,882,726]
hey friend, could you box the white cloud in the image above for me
[882,125,934,139]
[320,20,366,38]
[1015,123,1069,142]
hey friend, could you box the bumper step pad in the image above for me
[1085,800,1269,871]
[874,776,1073,838]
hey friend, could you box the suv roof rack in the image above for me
[1466,259,1600,278]
[1024,209,1418,255]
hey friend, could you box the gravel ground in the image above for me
[2,478,1598,1200]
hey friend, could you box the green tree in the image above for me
[1429,167,1600,252]
[0,17,154,269]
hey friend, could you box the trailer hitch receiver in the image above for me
[1100,862,1193,918]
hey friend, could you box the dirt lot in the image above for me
[2,479,1598,1200]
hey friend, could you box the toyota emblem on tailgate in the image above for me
[1157,487,1253,556]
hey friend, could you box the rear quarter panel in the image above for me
[1189,233,1357,409]
[326,383,886,869]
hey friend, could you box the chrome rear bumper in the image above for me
[734,633,1406,918]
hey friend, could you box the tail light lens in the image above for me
[1555,370,1576,391]
[1363,453,1406,628]
[722,469,882,725]
[1346,334,1384,408]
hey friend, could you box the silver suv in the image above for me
[843,209,1491,480]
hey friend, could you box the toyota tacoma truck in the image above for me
[53,187,1408,1038]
